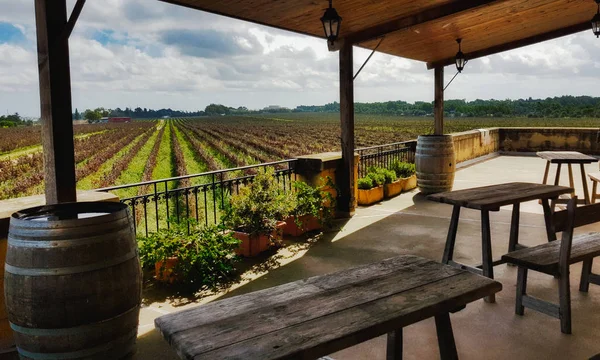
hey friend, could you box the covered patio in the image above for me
[15,0,600,359]
[136,154,600,359]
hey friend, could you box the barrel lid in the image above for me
[11,202,128,223]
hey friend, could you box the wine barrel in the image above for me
[416,135,456,194]
[5,202,141,360]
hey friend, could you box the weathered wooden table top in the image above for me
[537,151,599,164]
[154,255,501,360]
[427,182,572,210]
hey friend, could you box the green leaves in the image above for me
[390,161,415,179]
[223,167,295,235]
[137,219,241,288]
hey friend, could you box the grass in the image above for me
[112,128,160,199]
[77,131,149,190]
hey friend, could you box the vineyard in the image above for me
[0,113,597,203]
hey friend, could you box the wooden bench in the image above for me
[502,198,600,334]
[590,172,600,204]
[154,255,501,360]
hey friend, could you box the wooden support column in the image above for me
[35,0,77,204]
[339,43,355,215]
[434,66,444,135]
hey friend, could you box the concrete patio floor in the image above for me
[135,154,600,360]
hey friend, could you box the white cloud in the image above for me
[1,0,600,117]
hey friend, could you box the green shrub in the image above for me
[291,177,335,227]
[390,161,416,178]
[137,220,241,288]
[368,172,386,186]
[358,177,374,190]
[366,166,397,184]
[223,167,295,235]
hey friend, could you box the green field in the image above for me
[0,114,597,202]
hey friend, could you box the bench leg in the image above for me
[386,329,402,360]
[559,270,572,334]
[542,161,550,184]
[591,180,598,204]
[542,199,557,242]
[435,313,458,360]
[580,258,593,293]
[580,164,591,205]
[442,205,461,264]
[568,164,575,197]
[481,210,495,303]
[516,266,528,316]
[508,203,520,253]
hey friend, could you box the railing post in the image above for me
[154,183,159,231]
[212,173,217,224]
[165,181,170,230]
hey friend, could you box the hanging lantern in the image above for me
[455,38,466,73]
[321,0,342,44]
[592,0,600,37]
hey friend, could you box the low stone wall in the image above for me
[451,128,500,163]
[499,128,600,155]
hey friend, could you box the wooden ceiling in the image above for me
[161,0,597,69]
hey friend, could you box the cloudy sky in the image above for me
[1,0,600,118]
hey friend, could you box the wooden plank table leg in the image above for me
[580,163,591,205]
[481,210,495,303]
[568,164,575,197]
[435,313,458,360]
[554,163,562,186]
[386,329,402,360]
[542,198,557,242]
[508,202,520,252]
[580,259,593,293]
[442,205,461,264]
[542,161,550,184]
[592,179,598,204]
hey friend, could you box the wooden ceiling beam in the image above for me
[330,0,504,51]
[426,21,591,69]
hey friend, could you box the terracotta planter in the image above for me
[233,231,270,257]
[402,174,417,191]
[384,179,406,199]
[284,214,322,236]
[357,185,384,206]
[233,221,287,257]
[155,257,180,283]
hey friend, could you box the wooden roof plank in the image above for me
[159,0,597,68]
[426,21,590,69]
[331,0,504,50]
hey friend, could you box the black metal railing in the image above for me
[357,140,417,178]
[97,160,297,237]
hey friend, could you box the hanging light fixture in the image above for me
[455,38,466,73]
[321,0,342,44]
[592,0,600,37]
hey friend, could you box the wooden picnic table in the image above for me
[537,151,599,205]
[154,255,501,360]
[427,182,572,303]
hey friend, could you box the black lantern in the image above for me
[321,0,342,44]
[592,0,600,37]
[455,38,466,73]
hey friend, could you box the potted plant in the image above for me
[391,161,417,191]
[368,167,402,199]
[137,220,241,286]
[223,167,294,257]
[284,179,335,236]
[357,171,385,206]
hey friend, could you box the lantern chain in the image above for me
[443,60,468,92]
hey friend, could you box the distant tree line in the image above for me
[69,95,600,122]
[295,96,600,118]
[0,113,34,128]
